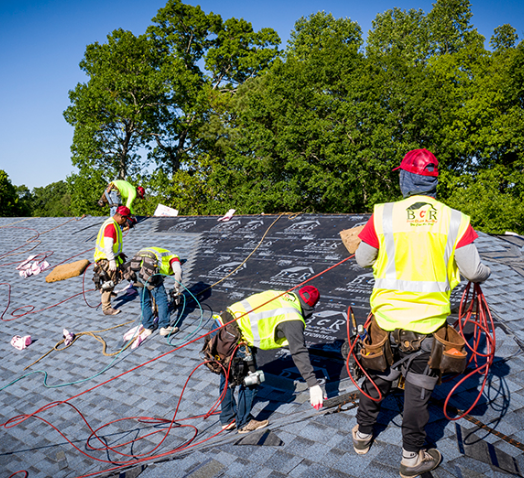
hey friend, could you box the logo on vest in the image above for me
[406,202,438,225]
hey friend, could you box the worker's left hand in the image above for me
[109,260,117,271]
[309,384,324,410]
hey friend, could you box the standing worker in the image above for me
[98,180,145,217]
[352,149,491,477]
[207,286,324,434]
[124,247,182,337]
[93,206,130,316]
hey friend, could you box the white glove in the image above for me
[309,384,324,410]
[109,260,117,271]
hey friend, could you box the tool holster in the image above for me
[428,324,468,375]
[359,317,394,372]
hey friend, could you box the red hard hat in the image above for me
[298,286,320,307]
[116,206,131,218]
[137,186,145,199]
[392,149,439,177]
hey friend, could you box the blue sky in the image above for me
[1,0,523,190]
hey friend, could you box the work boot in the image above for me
[160,326,179,336]
[352,424,373,455]
[141,328,154,338]
[103,308,121,316]
[221,420,236,431]
[238,419,269,434]
[399,449,442,478]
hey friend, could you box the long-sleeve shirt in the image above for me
[275,320,319,388]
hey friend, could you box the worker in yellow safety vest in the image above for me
[124,247,183,338]
[93,206,130,316]
[214,286,324,434]
[98,179,145,218]
[351,149,491,477]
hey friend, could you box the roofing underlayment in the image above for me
[1,214,524,478]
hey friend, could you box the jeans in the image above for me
[140,282,170,330]
[105,190,122,216]
[219,373,258,430]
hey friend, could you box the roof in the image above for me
[0,214,523,478]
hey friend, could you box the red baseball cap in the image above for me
[116,206,131,217]
[299,286,320,307]
[392,149,439,177]
[136,186,145,199]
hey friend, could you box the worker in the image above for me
[123,247,182,337]
[351,149,491,477]
[98,179,145,217]
[209,286,324,434]
[93,206,130,316]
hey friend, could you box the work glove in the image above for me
[109,260,117,271]
[309,384,324,410]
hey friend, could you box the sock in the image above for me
[356,430,372,439]
[402,449,419,466]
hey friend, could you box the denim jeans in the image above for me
[219,373,258,430]
[140,282,170,330]
[105,190,122,216]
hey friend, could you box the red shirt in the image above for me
[103,223,118,242]
[359,214,478,250]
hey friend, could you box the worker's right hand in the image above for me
[309,384,324,410]
[109,260,117,271]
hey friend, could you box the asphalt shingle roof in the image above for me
[1,214,523,478]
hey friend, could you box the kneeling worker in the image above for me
[213,286,324,434]
[125,247,182,337]
[93,206,130,315]
[352,149,490,477]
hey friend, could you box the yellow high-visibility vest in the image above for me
[137,247,179,275]
[94,217,123,264]
[228,290,306,350]
[370,196,470,334]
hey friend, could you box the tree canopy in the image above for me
[48,0,523,234]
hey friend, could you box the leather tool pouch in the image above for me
[359,318,394,372]
[428,325,467,374]
[202,319,242,376]
[138,255,158,283]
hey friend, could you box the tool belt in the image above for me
[359,317,467,376]
[391,329,428,353]
[202,311,243,381]
[428,324,467,375]
[359,317,394,372]
[92,258,124,290]
[123,252,161,288]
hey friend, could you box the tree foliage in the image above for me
[57,0,524,234]
[0,171,30,217]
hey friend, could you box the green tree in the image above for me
[208,12,365,213]
[0,170,29,217]
[146,0,280,178]
[30,181,72,217]
[64,29,164,180]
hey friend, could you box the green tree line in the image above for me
[3,0,524,234]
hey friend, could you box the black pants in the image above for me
[356,349,435,452]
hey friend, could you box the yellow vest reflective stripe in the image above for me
[138,247,178,275]
[371,196,470,334]
[94,218,123,264]
[228,291,305,350]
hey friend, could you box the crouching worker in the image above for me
[123,247,182,337]
[203,286,324,434]
[93,206,130,316]
[352,149,490,477]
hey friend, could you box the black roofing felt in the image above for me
[0,214,523,478]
